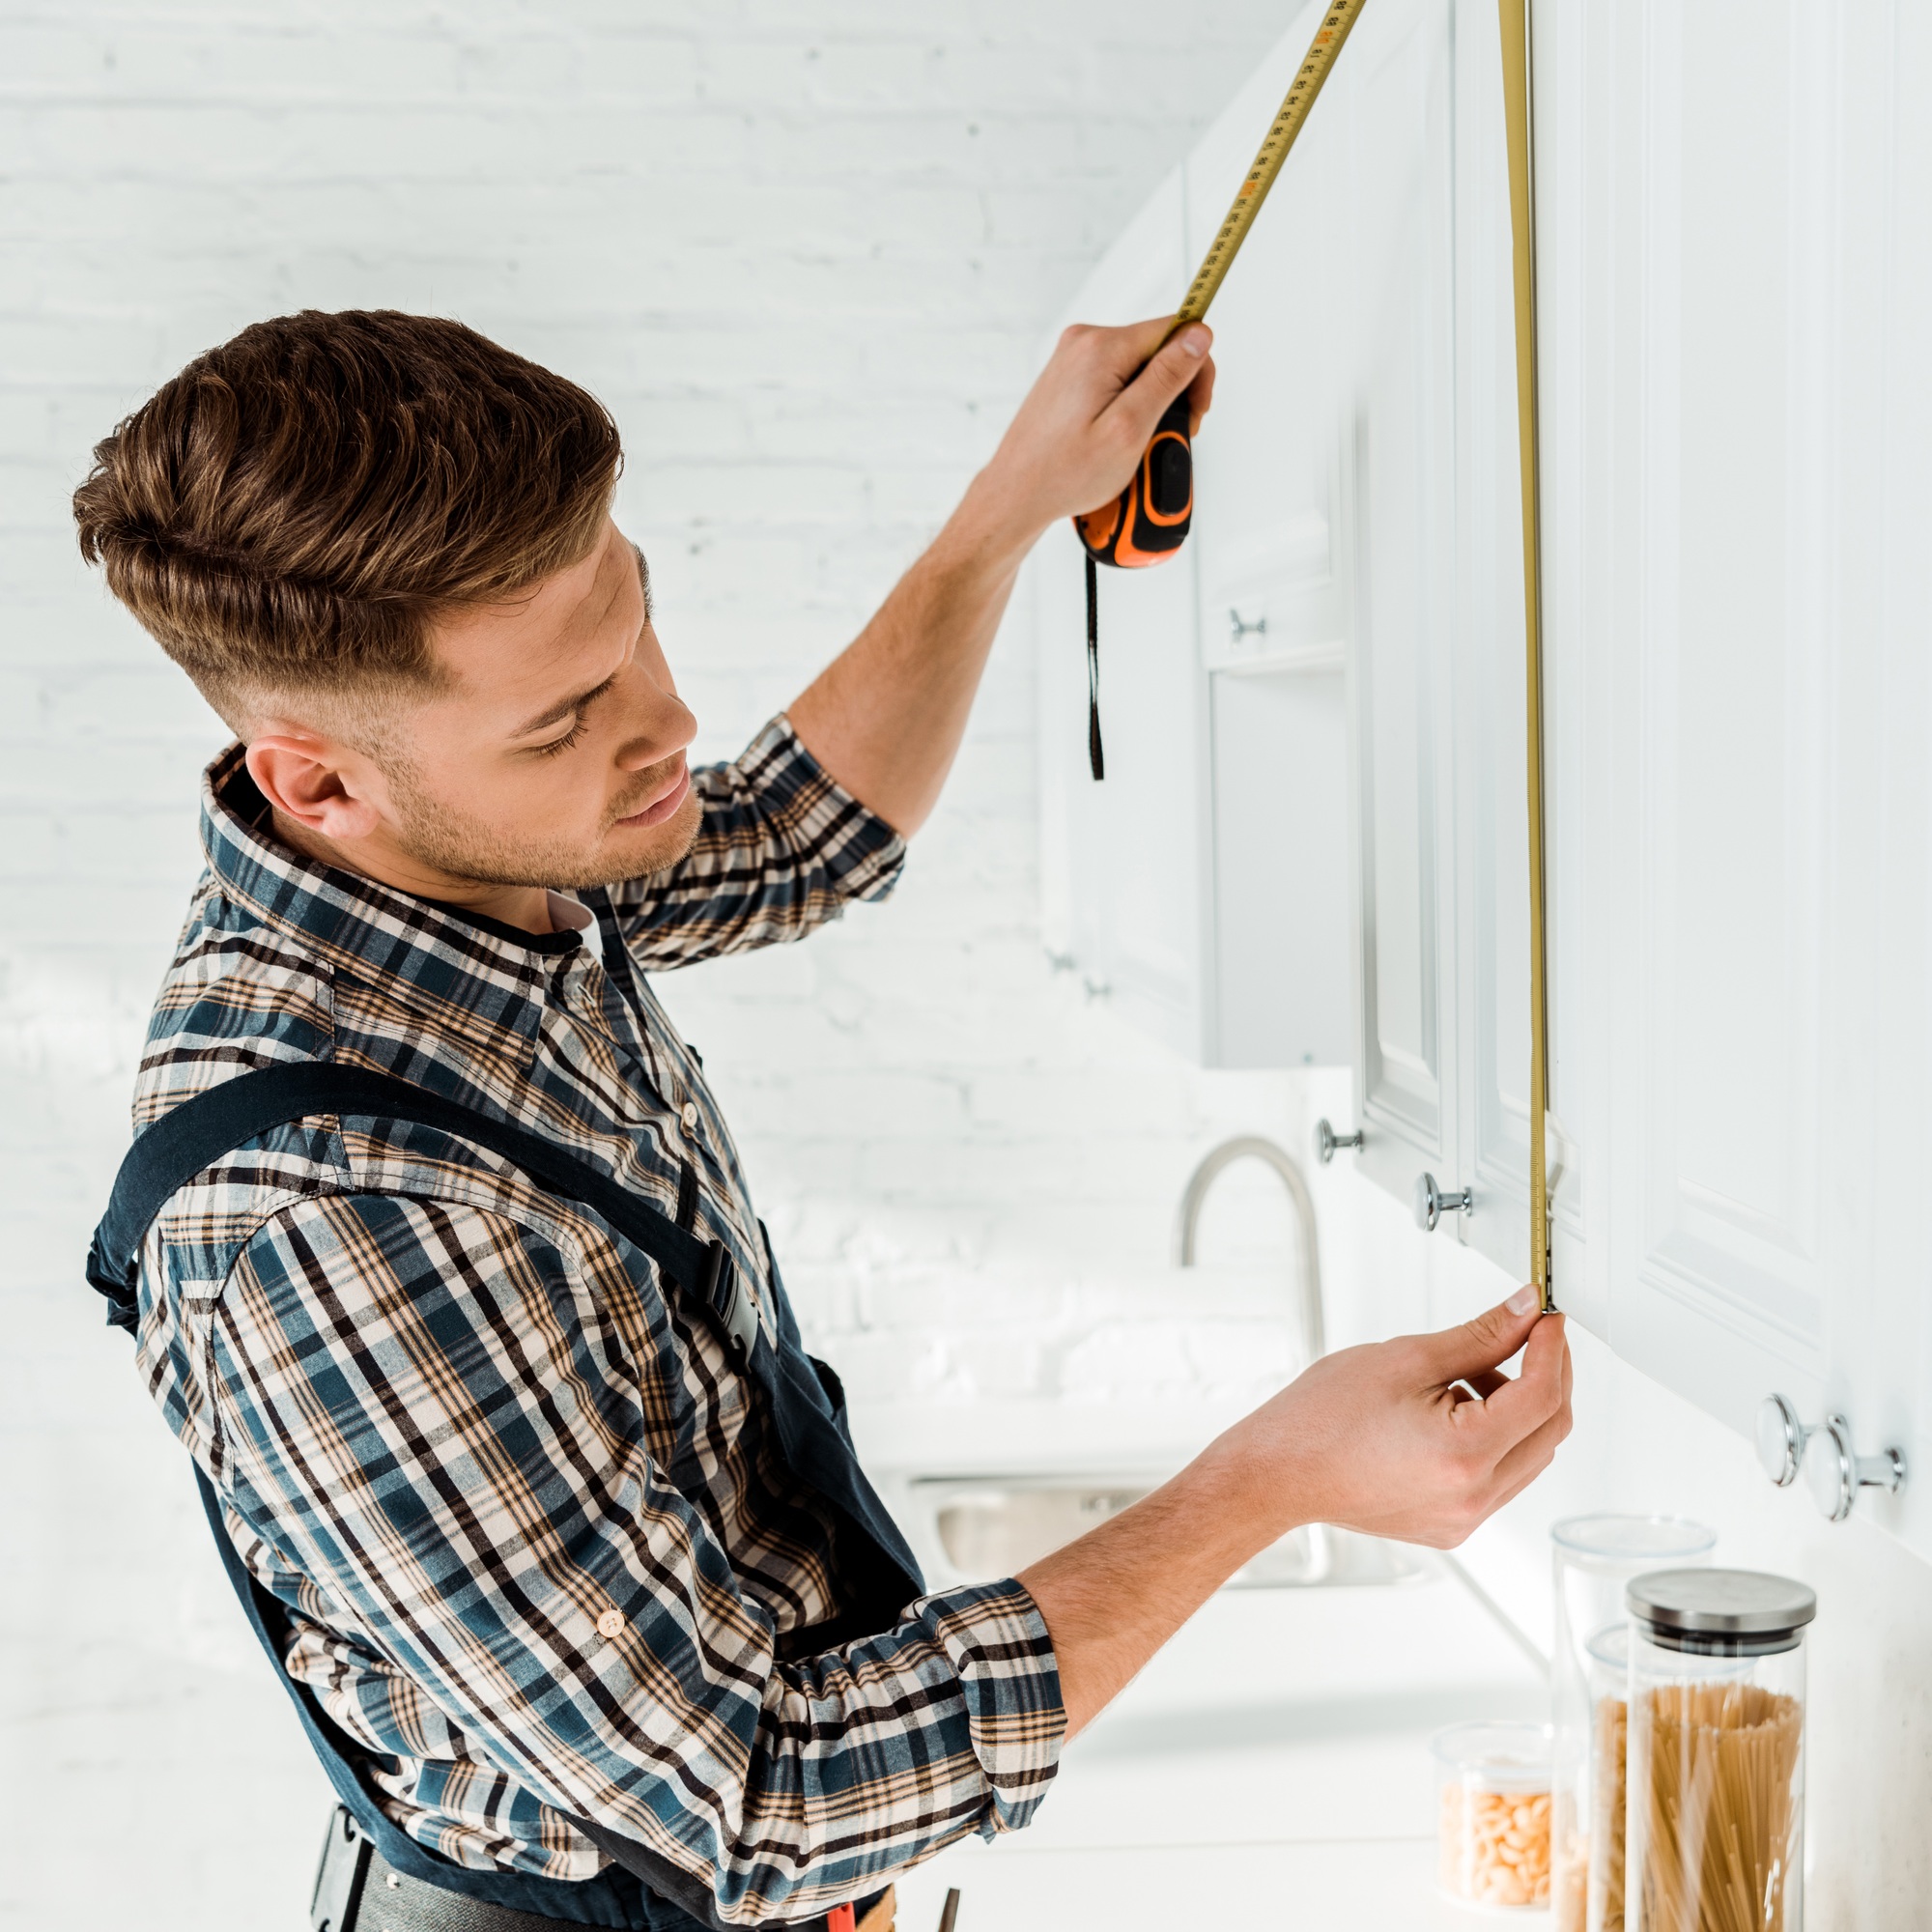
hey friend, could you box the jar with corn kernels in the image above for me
[1434,1720,1554,1912]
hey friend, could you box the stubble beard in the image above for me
[385,762,703,892]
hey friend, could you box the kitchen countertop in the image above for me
[893,1560,1548,1931]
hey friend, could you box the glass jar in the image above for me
[1624,1570,1815,1932]
[1434,1719,1554,1911]
[1549,1516,1716,1932]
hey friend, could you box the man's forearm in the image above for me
[1017,1440,1284,1741]
[1014,1294,1572,1746]
[787,317,1218,837]
[786,476,1031,838]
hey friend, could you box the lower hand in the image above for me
[966,315,1217,550]
[1219,1290,1573,1549]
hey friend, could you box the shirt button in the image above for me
[680,1101,698,1132]
[596,1609,625,1640]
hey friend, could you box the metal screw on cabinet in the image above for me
[1804,1412,1906,1523]
[1315,1119,1364,1164]
[1413,1172,1474,1232]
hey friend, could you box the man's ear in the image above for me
[244,730,386,841]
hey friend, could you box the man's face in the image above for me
[377,519,703,891]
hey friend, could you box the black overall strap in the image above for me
[87,1060,919,1929]
[192,1467,701,1930]
[86,1062,758,1364]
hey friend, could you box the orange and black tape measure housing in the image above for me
[1075,393,1193,568]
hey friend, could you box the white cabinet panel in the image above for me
[1528,0,1615,1331]
[1182,0,1365,1071]
[1040,0,1932,1553]
[1035,7,1358,1072]
[1336,0,1462,1205]
[1548,0,1932,1550]
[1035,171,1212,1058]
[1594,0,1851,1427]
[1044,520,1210,1054]
[1631,0,1833,1369]
[1209,667,1351,1067]
[1445,0,1606,1300]
[1185,0,1353,675]
[1446,0,1533,1285]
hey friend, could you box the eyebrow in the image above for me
[507,545,654,740]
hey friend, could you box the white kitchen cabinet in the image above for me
[1035,170,1214,1062]
[1412,0,1613,1307]
[1034,2,1355,1070]
[1310,0,1606,1302]
[1317,0,1468,1213]
[1042,0,1932,1554]
[1538,0,1932,1551]
[1355,0,1932,1551]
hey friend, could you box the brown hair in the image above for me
[72,310,622,723]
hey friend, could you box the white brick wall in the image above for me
[11,13,1932,1931]
[0,5,1392,1923]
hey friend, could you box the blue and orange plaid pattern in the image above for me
[128,718,1064,1920]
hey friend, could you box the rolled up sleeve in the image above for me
[209,1191,1063,1921]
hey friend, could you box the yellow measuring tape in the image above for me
[1076,1,1371,775]
[1148,0,1555,1311]
[1497,0,1553,1311]
[1169,0,1372,334]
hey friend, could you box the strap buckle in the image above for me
[701,1240,758,1362]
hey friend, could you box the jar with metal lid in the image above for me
[1624,1570,1815,1932]
[1549,1516,1716,1932]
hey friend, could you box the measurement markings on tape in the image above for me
[1497,0,1553,1310]
[1078,0,1556,1318]
[1172,0,1373,334]
[1076,0,1373,781]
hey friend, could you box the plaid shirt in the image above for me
[128,718,1063,1921]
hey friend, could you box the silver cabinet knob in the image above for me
[1756,1393,1812,1488]
[1804,1412,1907,1523]
[1413,1173,1474,1232]
[1229,607,1267,642]
[1315,1119,1363,1164]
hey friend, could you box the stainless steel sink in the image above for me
[908,1475,1436,1590]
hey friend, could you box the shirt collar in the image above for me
[198,744,585,1052]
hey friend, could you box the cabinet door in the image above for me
[1208,665,1352,1067]
[1035,170,1210,1058]
[1184,0,1353,664]
[1445,0,1535,1289]
[1183,0,1358,1070]
[1577,0,1932,1544]
[1445,0,1609,1309]
[1335,0,1463,1208]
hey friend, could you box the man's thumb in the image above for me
[1117,324,1210,437]
[1426,1286,1542,1383]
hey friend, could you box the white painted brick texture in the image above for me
[0,5,1419,1923]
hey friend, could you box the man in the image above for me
[74,310,1569,1932]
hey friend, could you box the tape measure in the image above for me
[1497,0,1554,1312]
[1073,0,1372,778]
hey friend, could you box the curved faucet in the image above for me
[1175,1135,1325,1370]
